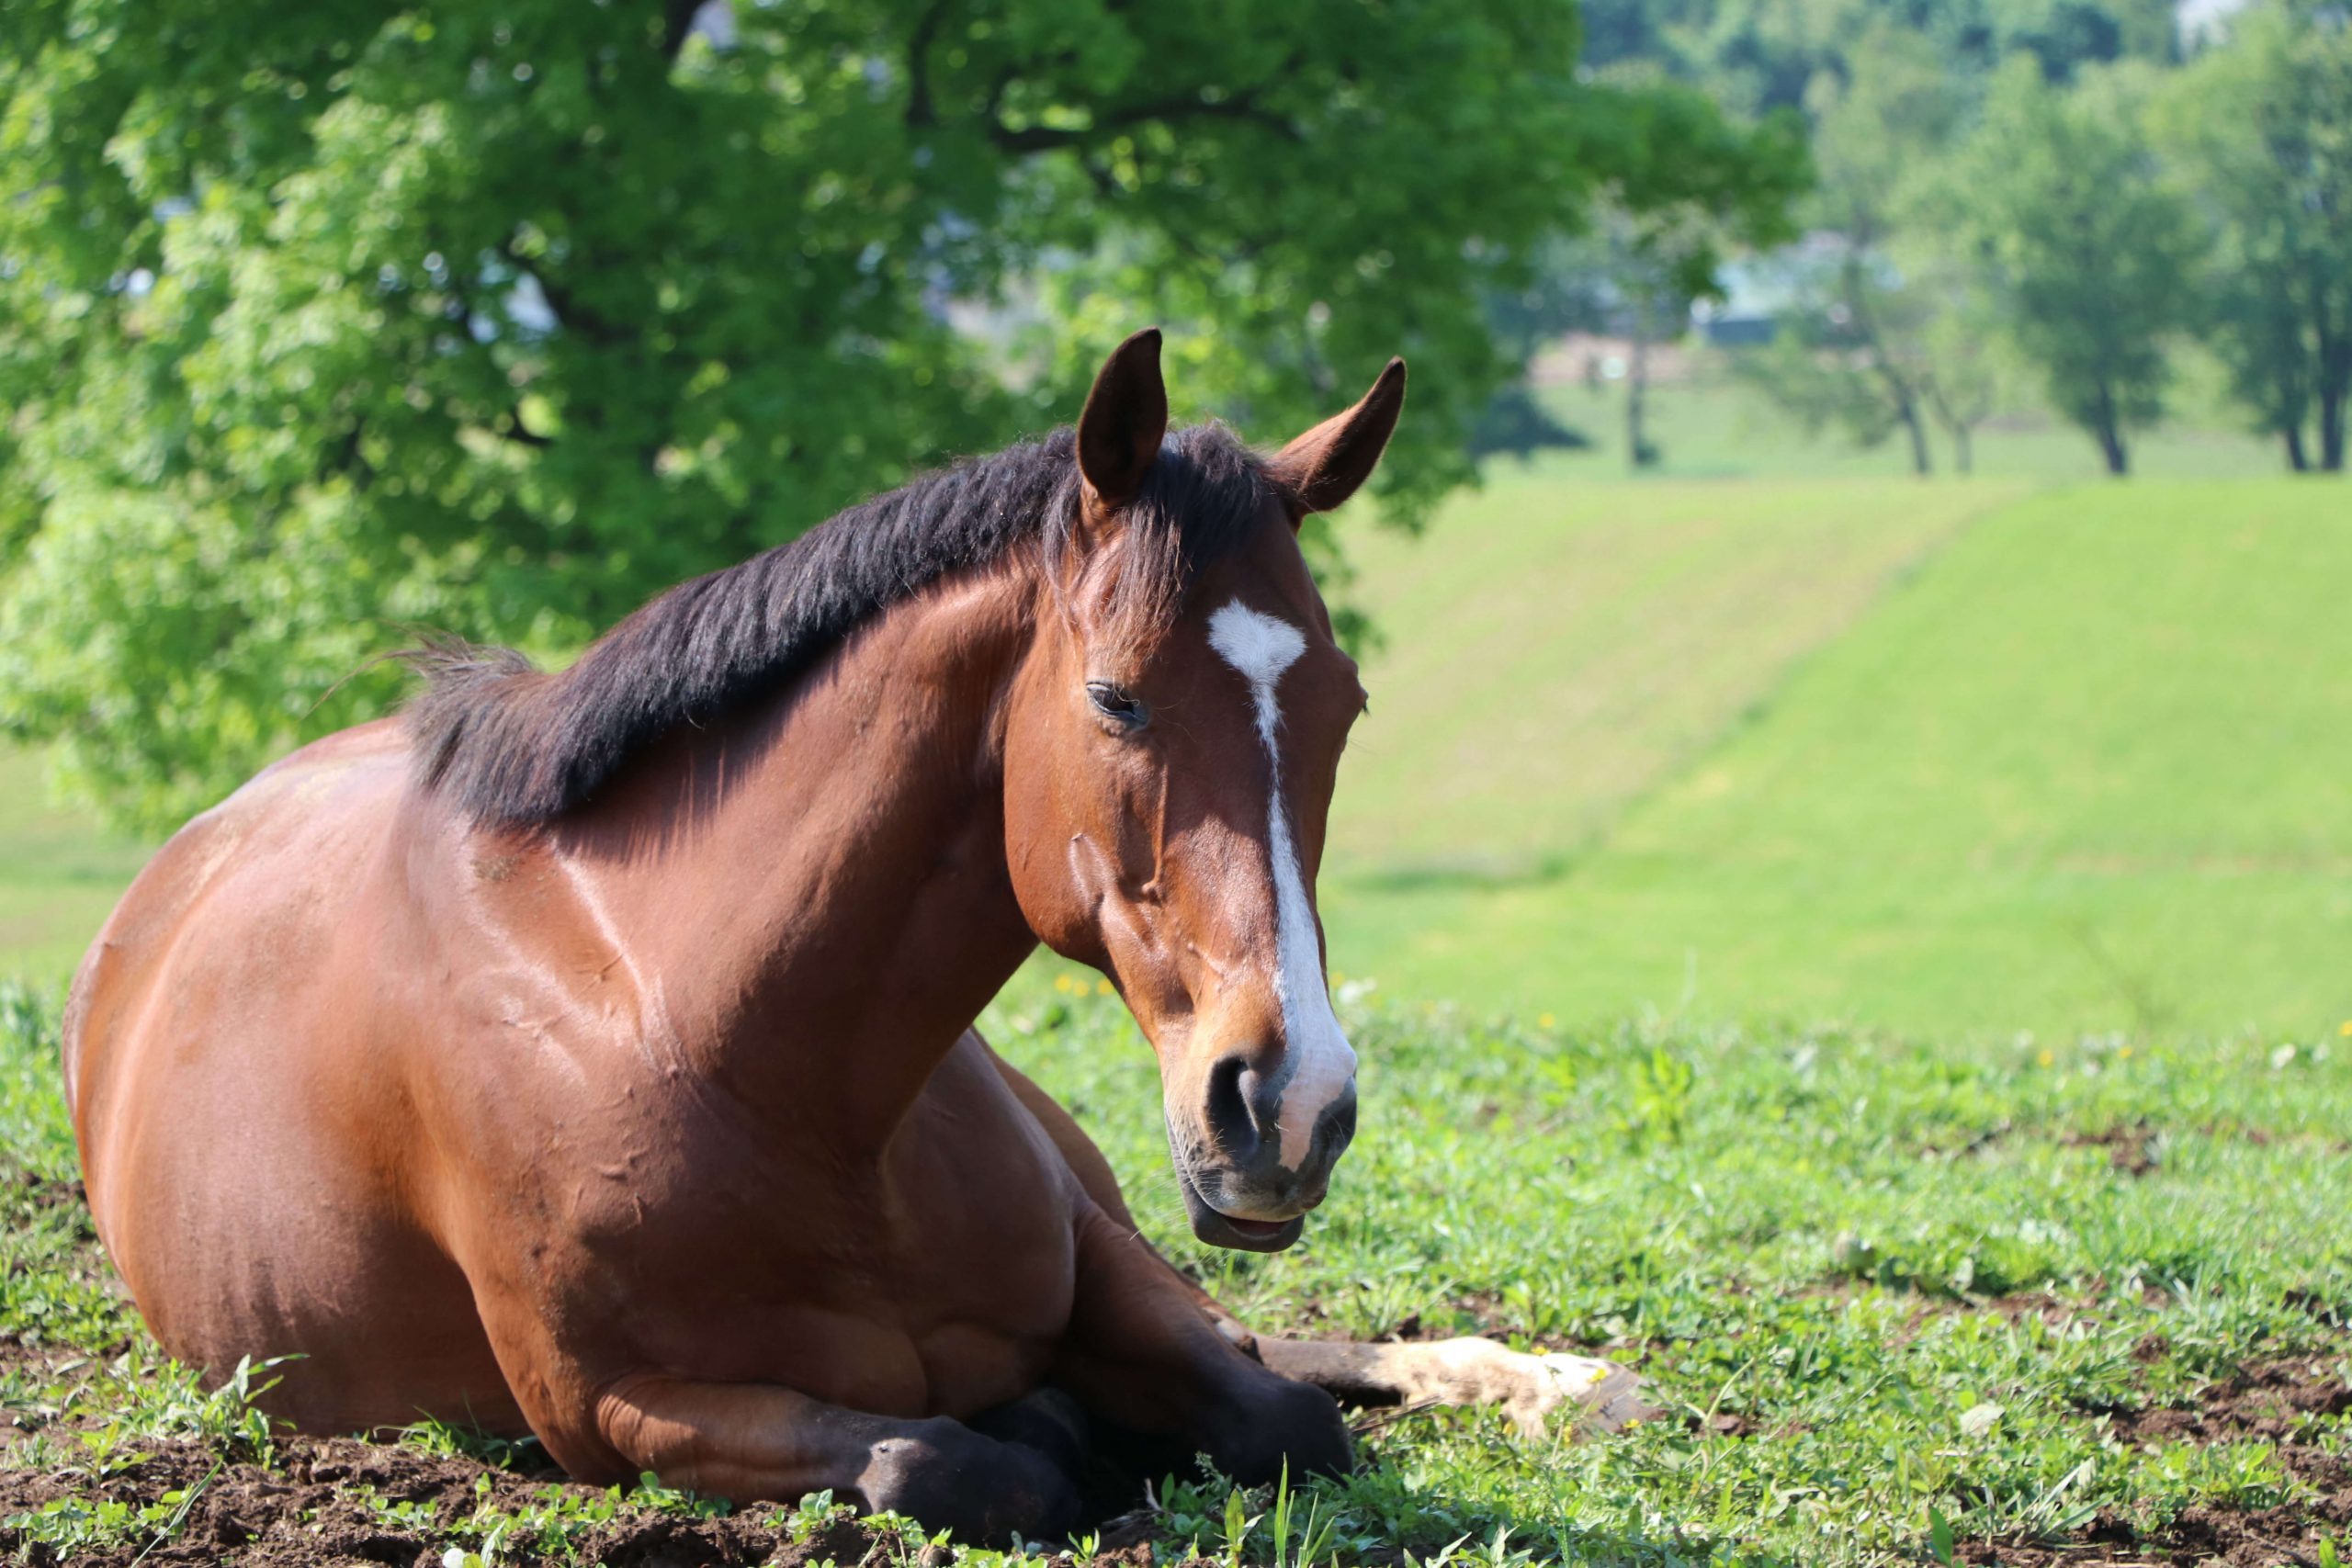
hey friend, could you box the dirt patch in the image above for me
[0,1428,1189,1568]
[1959,1356,2352,1567]
[2057,1122,2162,1178]
[0,1429,914,1568]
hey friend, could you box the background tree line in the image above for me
[1576,0,2352,479]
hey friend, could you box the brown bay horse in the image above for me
[62,332,1637,1540]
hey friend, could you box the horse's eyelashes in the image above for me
[1085,681,1150,731]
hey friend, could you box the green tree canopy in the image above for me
[2155,0,2352,471]
[1935,56,2200,473]
[0,0,1804,831]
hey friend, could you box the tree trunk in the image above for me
[2318,321,2348,470]
[2092,380,2129,476]
[1898,397,1931,476]
[1951,421,1974,476]
[2098,425,2129,475]
[2283,423,2309,473]
[1626,300,1654,472]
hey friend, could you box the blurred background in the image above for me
[2,0,2346,1042]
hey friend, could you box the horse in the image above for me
[62,331,1638,1540]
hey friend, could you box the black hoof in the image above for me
[856,1417,1083,1544]
[1208,1377,1353,1486]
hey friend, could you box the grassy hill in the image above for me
[1322,478,2352,1040]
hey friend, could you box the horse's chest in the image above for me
[564,1057,1080,1418]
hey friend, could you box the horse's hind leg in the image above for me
[593,1372,1081,1543]
[1255,1338,1650,1437]
[987,1038,1646,1436]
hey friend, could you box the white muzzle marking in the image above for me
[1205,600,1358,1170]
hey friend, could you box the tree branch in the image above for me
[904,0,955,127]
[989,89,1301,153]
[661,0,704,63]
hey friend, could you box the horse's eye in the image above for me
[1085,681,1149,730]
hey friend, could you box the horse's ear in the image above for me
[1266,358,1407,522]
[1077,328,1168,514]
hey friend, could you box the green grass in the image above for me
[1520,367,2286,483]
[0,749,153,990]
[1324,478,2352,1041]
[7,981,2349,1565]
[1325,474,2026,874]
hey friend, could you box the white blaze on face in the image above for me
[1205,600,1359,1169]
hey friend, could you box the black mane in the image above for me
[404,423,1279,824]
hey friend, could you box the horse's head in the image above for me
[1004,331,1403,1252]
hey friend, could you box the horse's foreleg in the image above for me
[987,1036,1647,1438]
[1053,1206,1353,1486]
[593,1372,1080,1542]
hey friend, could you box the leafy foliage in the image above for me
[0,0,1804,831]
[1933,58,2201,472]
[2154,0,2352,470]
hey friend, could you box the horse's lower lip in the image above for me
[1174,1166,1306,1253]
[1220,1213,1291,1240]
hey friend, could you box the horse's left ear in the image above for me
[1077,327,1169,514]
[1266,358,1407,522]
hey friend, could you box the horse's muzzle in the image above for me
[1170,1077,1357,1252]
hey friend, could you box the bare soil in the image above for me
[0,1430,901,1568]
[1959,1355,2352,1567]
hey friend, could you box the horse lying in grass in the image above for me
[63,331,1638,1540]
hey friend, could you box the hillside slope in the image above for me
[1323,479,2352,1039]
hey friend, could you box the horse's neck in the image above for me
[565,568,1042,1143]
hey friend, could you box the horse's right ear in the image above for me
[1077,328,1168,514]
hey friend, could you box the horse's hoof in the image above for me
[1211,1375,1353,1485]
[857,1418,1082,1543]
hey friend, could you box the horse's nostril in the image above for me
[1317,1089,1358,1165]
[1202,1054,1261,1159]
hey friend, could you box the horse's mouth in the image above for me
[1175,1165,1306,1253]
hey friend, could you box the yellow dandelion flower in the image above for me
[1095,977,1114,997]
[1538,1013,1557,1030]
[2339,1020,2352,1036]
[2118,1044,2133,1060]
[2037,1049,2055,1067]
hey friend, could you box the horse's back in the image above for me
[63,718,517,1428]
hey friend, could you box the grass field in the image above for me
[1322,477,2352,1041]
[1521,371,2284,484]
[6,982,2348,1565]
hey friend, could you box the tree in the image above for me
[1735,25,1957,473]
[1939,58,2201,474]
[0,0,1805,831]
[2155,0,2352,471]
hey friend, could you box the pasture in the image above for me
[4,455,2349,1566]
[1326,476,2352,1040]
[6,980,2350,1566]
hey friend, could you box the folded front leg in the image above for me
[594,1371,1081,1542]
[1052,1205,1353,1485]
